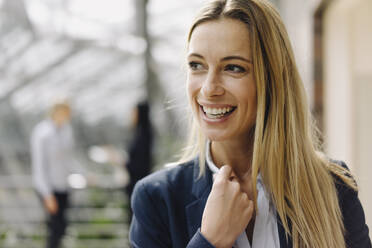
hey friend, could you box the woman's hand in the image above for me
[201,165,254,248]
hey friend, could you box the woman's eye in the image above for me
[188,62,204,71]
[225,64,246,73]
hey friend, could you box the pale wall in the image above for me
[278,0,316,107]
[324,0,372,235]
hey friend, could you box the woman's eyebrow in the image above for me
[187,53,204,59]
[187,53,252,64]
[221,56,252,64]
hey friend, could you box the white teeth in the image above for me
[202,106,234,115]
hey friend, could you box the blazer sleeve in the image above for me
[129,181,172,247]
[188,229,216,248]
[336,161,372,248]
[129,180,216,248]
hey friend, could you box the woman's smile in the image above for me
[198,103,237,123]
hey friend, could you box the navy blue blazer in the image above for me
[129,158,371,247]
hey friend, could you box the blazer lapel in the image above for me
[185,158,213,239]
[277,214,292,248]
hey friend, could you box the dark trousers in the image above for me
[38,191,69,248]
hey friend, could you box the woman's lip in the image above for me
[197,102,236,108]
[199,105,235,123]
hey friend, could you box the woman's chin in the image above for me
[203,131,230,142]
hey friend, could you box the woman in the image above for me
[129,0,371,247]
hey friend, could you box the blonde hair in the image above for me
[179,0,357,247]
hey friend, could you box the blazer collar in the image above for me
[185,157,213,239]
[277,215,292,248]
[191,156,213,199]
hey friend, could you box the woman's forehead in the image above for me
[188,18,252,59]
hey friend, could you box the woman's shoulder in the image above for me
[327,159,357,194]
[132,159,197,199]
[328,160,372,247]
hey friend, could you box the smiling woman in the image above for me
[129,0,371,248]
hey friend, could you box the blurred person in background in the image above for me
[129,0,371,247]
[30,100,78,248]
[125,101,153,221]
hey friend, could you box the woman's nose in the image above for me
[201,70,224,97]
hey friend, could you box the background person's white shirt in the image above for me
[31,119,80,197]
[206,141,280,248]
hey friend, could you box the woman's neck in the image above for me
[210,137,254,180]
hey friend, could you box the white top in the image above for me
[206,141,280,248]
[30,119,80,197]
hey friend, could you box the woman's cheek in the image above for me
[187,77,198,99]
[186,78,200,115]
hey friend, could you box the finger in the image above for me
[242,201,254,223]
[240,192,248,202]
[231,180,240,192]
[247,200,254,213]
[212,173,217,181]
[218,165,232,180]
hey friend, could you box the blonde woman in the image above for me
[129,0,371,247]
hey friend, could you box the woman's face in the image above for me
[187,18,257,142]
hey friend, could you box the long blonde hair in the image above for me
[179,0,357,247]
